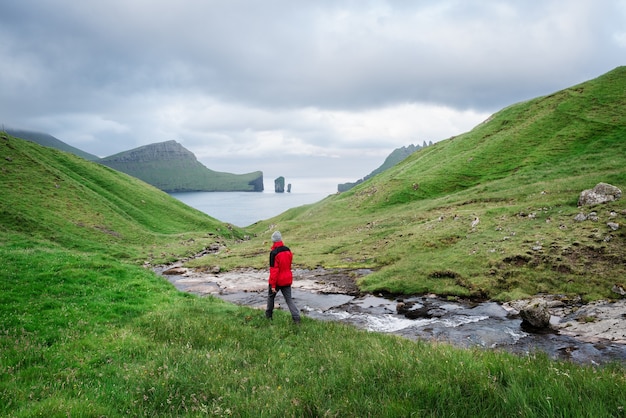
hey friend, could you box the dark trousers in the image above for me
[265,285,300,322]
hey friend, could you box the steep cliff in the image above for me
[99,140,263,192]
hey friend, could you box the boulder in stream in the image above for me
[519,300,552,330]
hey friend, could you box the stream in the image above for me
[156,267,626,366]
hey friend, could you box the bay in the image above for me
[169,191,328,227]
[169,177,346,227]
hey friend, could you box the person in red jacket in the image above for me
[265,231,301,324]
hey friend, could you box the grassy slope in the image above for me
[6,129,100,161]
[0,134,244,261]
[196,66,626,302]
[338,144,419,191]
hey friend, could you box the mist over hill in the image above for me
[4,128,100,161]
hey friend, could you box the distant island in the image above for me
[98,140,263,192]
[3,129,264,192]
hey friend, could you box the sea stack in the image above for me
[274,176,285,193]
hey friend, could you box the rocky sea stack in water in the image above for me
[274,176,290,193]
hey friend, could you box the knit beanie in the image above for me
[271,231,282,242]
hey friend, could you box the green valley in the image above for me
[1,67,625,416]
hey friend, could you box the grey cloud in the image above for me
[4,1,622,112]
[1,0,624,179]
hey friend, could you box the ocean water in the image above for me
[170,191,329,227]
[169,177,346,227]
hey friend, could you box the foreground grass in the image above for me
[2,238,626,417]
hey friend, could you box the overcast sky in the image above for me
[1,1,624,193]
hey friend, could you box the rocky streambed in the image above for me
[156,266,626,365]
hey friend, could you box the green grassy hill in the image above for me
[0,134,244,262]
[197,66,626,302]
[98,140,264,192]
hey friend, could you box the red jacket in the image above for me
[268,241,293,289]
